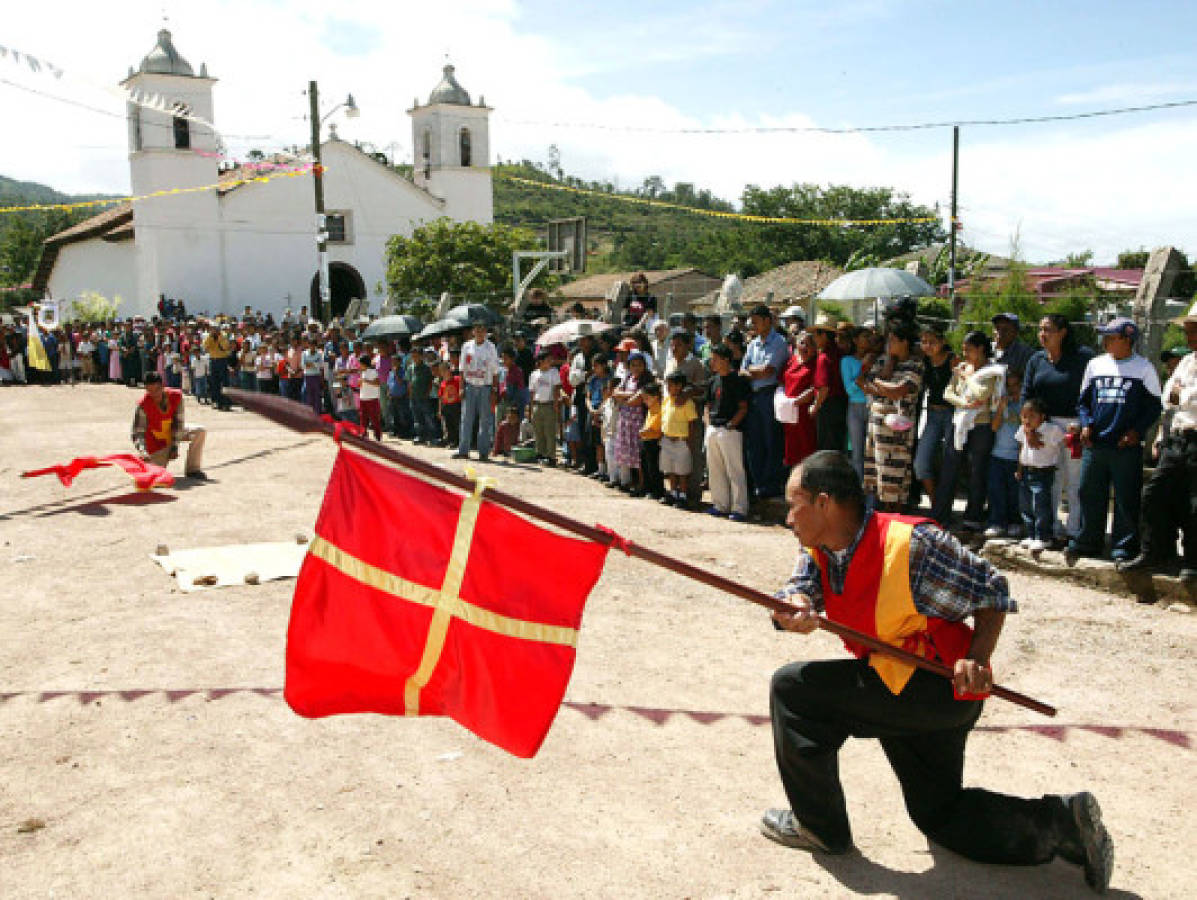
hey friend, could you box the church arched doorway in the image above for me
[311,262,367,320]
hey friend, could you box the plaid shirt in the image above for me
[775,511,1017,622]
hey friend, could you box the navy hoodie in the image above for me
[1076,352,1162,445]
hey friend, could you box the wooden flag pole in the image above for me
[227,389,1057,718]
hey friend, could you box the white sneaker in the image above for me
[1019,538,1033,549]
[1027,539,1046,552]
[983,526,1004,538]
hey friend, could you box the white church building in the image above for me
[33,29,494,320]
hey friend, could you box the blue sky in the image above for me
[3,0,1195,264]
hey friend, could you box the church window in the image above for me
[172,103,191,150]
[460,128,472,167]
[422,129,431,180]
[326,212,350,244]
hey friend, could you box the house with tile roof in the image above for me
[552,268,721,316]
[34,30,494,320]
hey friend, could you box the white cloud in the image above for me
[1,0,1193,266]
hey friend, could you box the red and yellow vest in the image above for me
[140,389,182,455]
[811,512,974,695]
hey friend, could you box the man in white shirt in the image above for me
[1120,302,1197,580]
[453,323,501,461]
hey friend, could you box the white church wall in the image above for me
[213,142,450,318]
[48,239,137,311]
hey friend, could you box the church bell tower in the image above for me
[121,29,222,312]
[407,65,494,224]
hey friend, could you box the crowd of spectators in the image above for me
[4,286,1194,582]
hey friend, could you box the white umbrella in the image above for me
[816,267,934,301]
[534,320,615,348]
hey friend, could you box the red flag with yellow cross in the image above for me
[284,447,609,757]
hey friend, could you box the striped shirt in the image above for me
[774,511,1018,622]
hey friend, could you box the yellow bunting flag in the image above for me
[495,173,939,227]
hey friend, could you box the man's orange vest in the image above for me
[812,512,974,695]
[140,389,182,455]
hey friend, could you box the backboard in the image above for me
[547,217,587,274]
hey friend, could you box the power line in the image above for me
[498,98,1197,135]
[0,76,274,140]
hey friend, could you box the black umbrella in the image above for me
[362,315,424,340]
[415,318,469,341]
[446,303,502,326]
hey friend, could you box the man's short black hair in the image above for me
[750,304,773,320]
[144,372,163,386]
[670,330,693,346]
[798,450,864,512]
[642,382,662,397]
[665,370,688,385]
[711,344,733,361]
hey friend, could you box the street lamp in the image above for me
[307,82,360,323]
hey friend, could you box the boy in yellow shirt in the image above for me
[637,382,664,498]
[661,371,699,507]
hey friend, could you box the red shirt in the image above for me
[438,374,463,405]
[813,346,845,398]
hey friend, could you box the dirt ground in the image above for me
[1,383,1194,899]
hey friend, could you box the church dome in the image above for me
[428,65,471,106]
[139,29,195,76]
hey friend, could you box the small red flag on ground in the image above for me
[21,454,175,490]
[285,447,609,757]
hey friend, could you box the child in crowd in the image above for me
[498,346,527,421]
[528,351,562,465]
[611,351,651,490]
[638,382,664,499]
[985,369,1024,538]
[586,355,612,481]
[437,361,462,448]
[1016,396,1066,551]
[193,348,209,404]
[493,406,522,458]
[407,348,434,443]
[358,353,382,440]
[387,353,411,438]
[660,371,698,507]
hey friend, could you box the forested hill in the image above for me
[492,159,945,278]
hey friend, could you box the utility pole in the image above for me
[948,125,959,305]
[309,80,330,323]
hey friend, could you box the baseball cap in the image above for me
[991,312,1019,327]
[1098,317,1138,339]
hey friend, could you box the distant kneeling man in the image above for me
[132,373,207,478]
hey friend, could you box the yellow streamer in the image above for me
[0,166,318,215]
[496,173,939,227]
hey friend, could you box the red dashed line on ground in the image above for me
[0,690,1189,749]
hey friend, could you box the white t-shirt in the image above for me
[459,339,501,386]
[256,351,278,379]
[1015,420,1065,467]
[193,354,209,378]
[302,349,323,377]
[359,367,380,401]
[529,367,562,403]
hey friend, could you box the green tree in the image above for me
[1061,250,1094,268]
[952,260,1042,348]
[384,218,551,315]
[71,291,122,322]
[1117,248,1150,269]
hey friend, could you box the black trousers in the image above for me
[770,659,1070,863]
[816,395,848,452]
[575,391,596,472]
[641,438,663,497]
[1140,430,1197,566]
